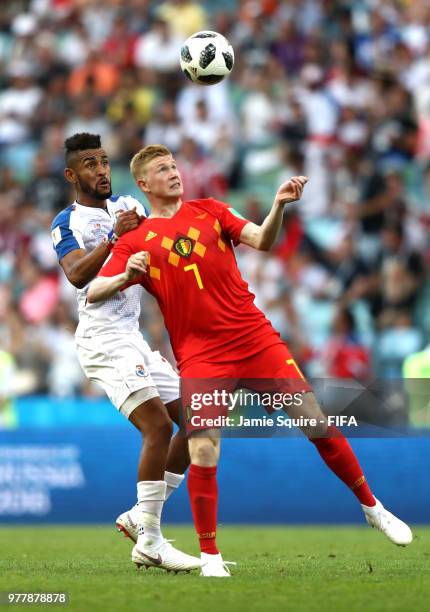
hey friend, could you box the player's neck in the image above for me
[148,198,182,219]
[76,195,108,209]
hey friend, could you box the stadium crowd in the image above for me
[0,0,430,417]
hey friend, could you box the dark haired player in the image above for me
[89,144,413,577]
[51,133,202,573]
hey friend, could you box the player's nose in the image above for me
[96,161,108,175]
[169,174,181,185]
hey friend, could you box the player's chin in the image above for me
[168,185,183,197]
[95,185,112,199]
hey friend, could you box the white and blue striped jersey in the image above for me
[51,195,147,338]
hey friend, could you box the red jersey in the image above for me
[99,198,282,372]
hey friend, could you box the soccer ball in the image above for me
[180,30,234,86]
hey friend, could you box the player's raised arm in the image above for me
[87,251,148,303]
[55,208,143,289]
[238,176,308,251]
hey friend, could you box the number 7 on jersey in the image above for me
[184,263,204,289]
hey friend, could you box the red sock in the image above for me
[310,426,375,506]
[187,464,219,554]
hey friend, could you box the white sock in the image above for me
[136,480,166,547]
[362,498,380,513]
[164,471,185,500]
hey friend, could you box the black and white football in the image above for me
[180,30,234,86]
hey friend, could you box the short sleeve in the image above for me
[209,198,250,245]
[51,206,85,261]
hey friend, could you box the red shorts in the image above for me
[180,342,312,433]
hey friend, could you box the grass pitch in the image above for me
[0,525,428,612]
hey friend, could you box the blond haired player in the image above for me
[89,144,412,577]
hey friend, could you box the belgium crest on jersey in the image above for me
[174,236,194,258]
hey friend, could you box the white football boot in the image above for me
[132,539,204,573]
[362,498,413,546]
[200,552,236,577]
[116,505,141,543]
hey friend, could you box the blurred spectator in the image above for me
[126,0,153,35]
[176,80,232,127]
[354,6,399,72]
[79,0,116,46]
[322,305,371,381]
[378,259,421,326]
[286,246,333,300]
[33,71,71,136]
[157,0,208,39]
[357,169,408,256]
[134,17,182,76]
[144,99,185,153]
[326,231,371,303]
[327,59,374,111]
[0,350,18,429]
[233,8,272,62]
[29,211,60,272]
[107,69,157,128]
[176,137,227,200]
[17,258,59,325]
[280,99,307,149]
[0,166,23,210]
[67,51,119,98]
[375,222,424,280]
[0,61,42,145]
[240,68,280,145]
[0,194,29,285]
[270,19,305,77]
[31,301,86,397]
[375,311,423,378]
[184,99,226,152]
[295,63,339,218]
[9,13,38,69]
[211,125,239,186]
[336,107,368,151]
[277,149,312,218]
[236,246,287,333]
[57,18,91,68]
[274,208,306,263]
[113,102,145,165]
[403,343,430,426]
[65,96,115,153]
[102,15,139,70]
[25,152,69,215]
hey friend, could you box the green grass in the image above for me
[0,526,429,612]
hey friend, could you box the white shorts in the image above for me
[75,332,180,418]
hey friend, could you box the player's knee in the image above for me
[188,437,219,467]
[149,413,173,442]
[135,410,173,444]
[305,416,329,440]
[297,393,328,438]
[304,421,328,440]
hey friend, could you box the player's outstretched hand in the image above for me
[125,251,148,280]
[115,207,144,236]
[275,176,308,207]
